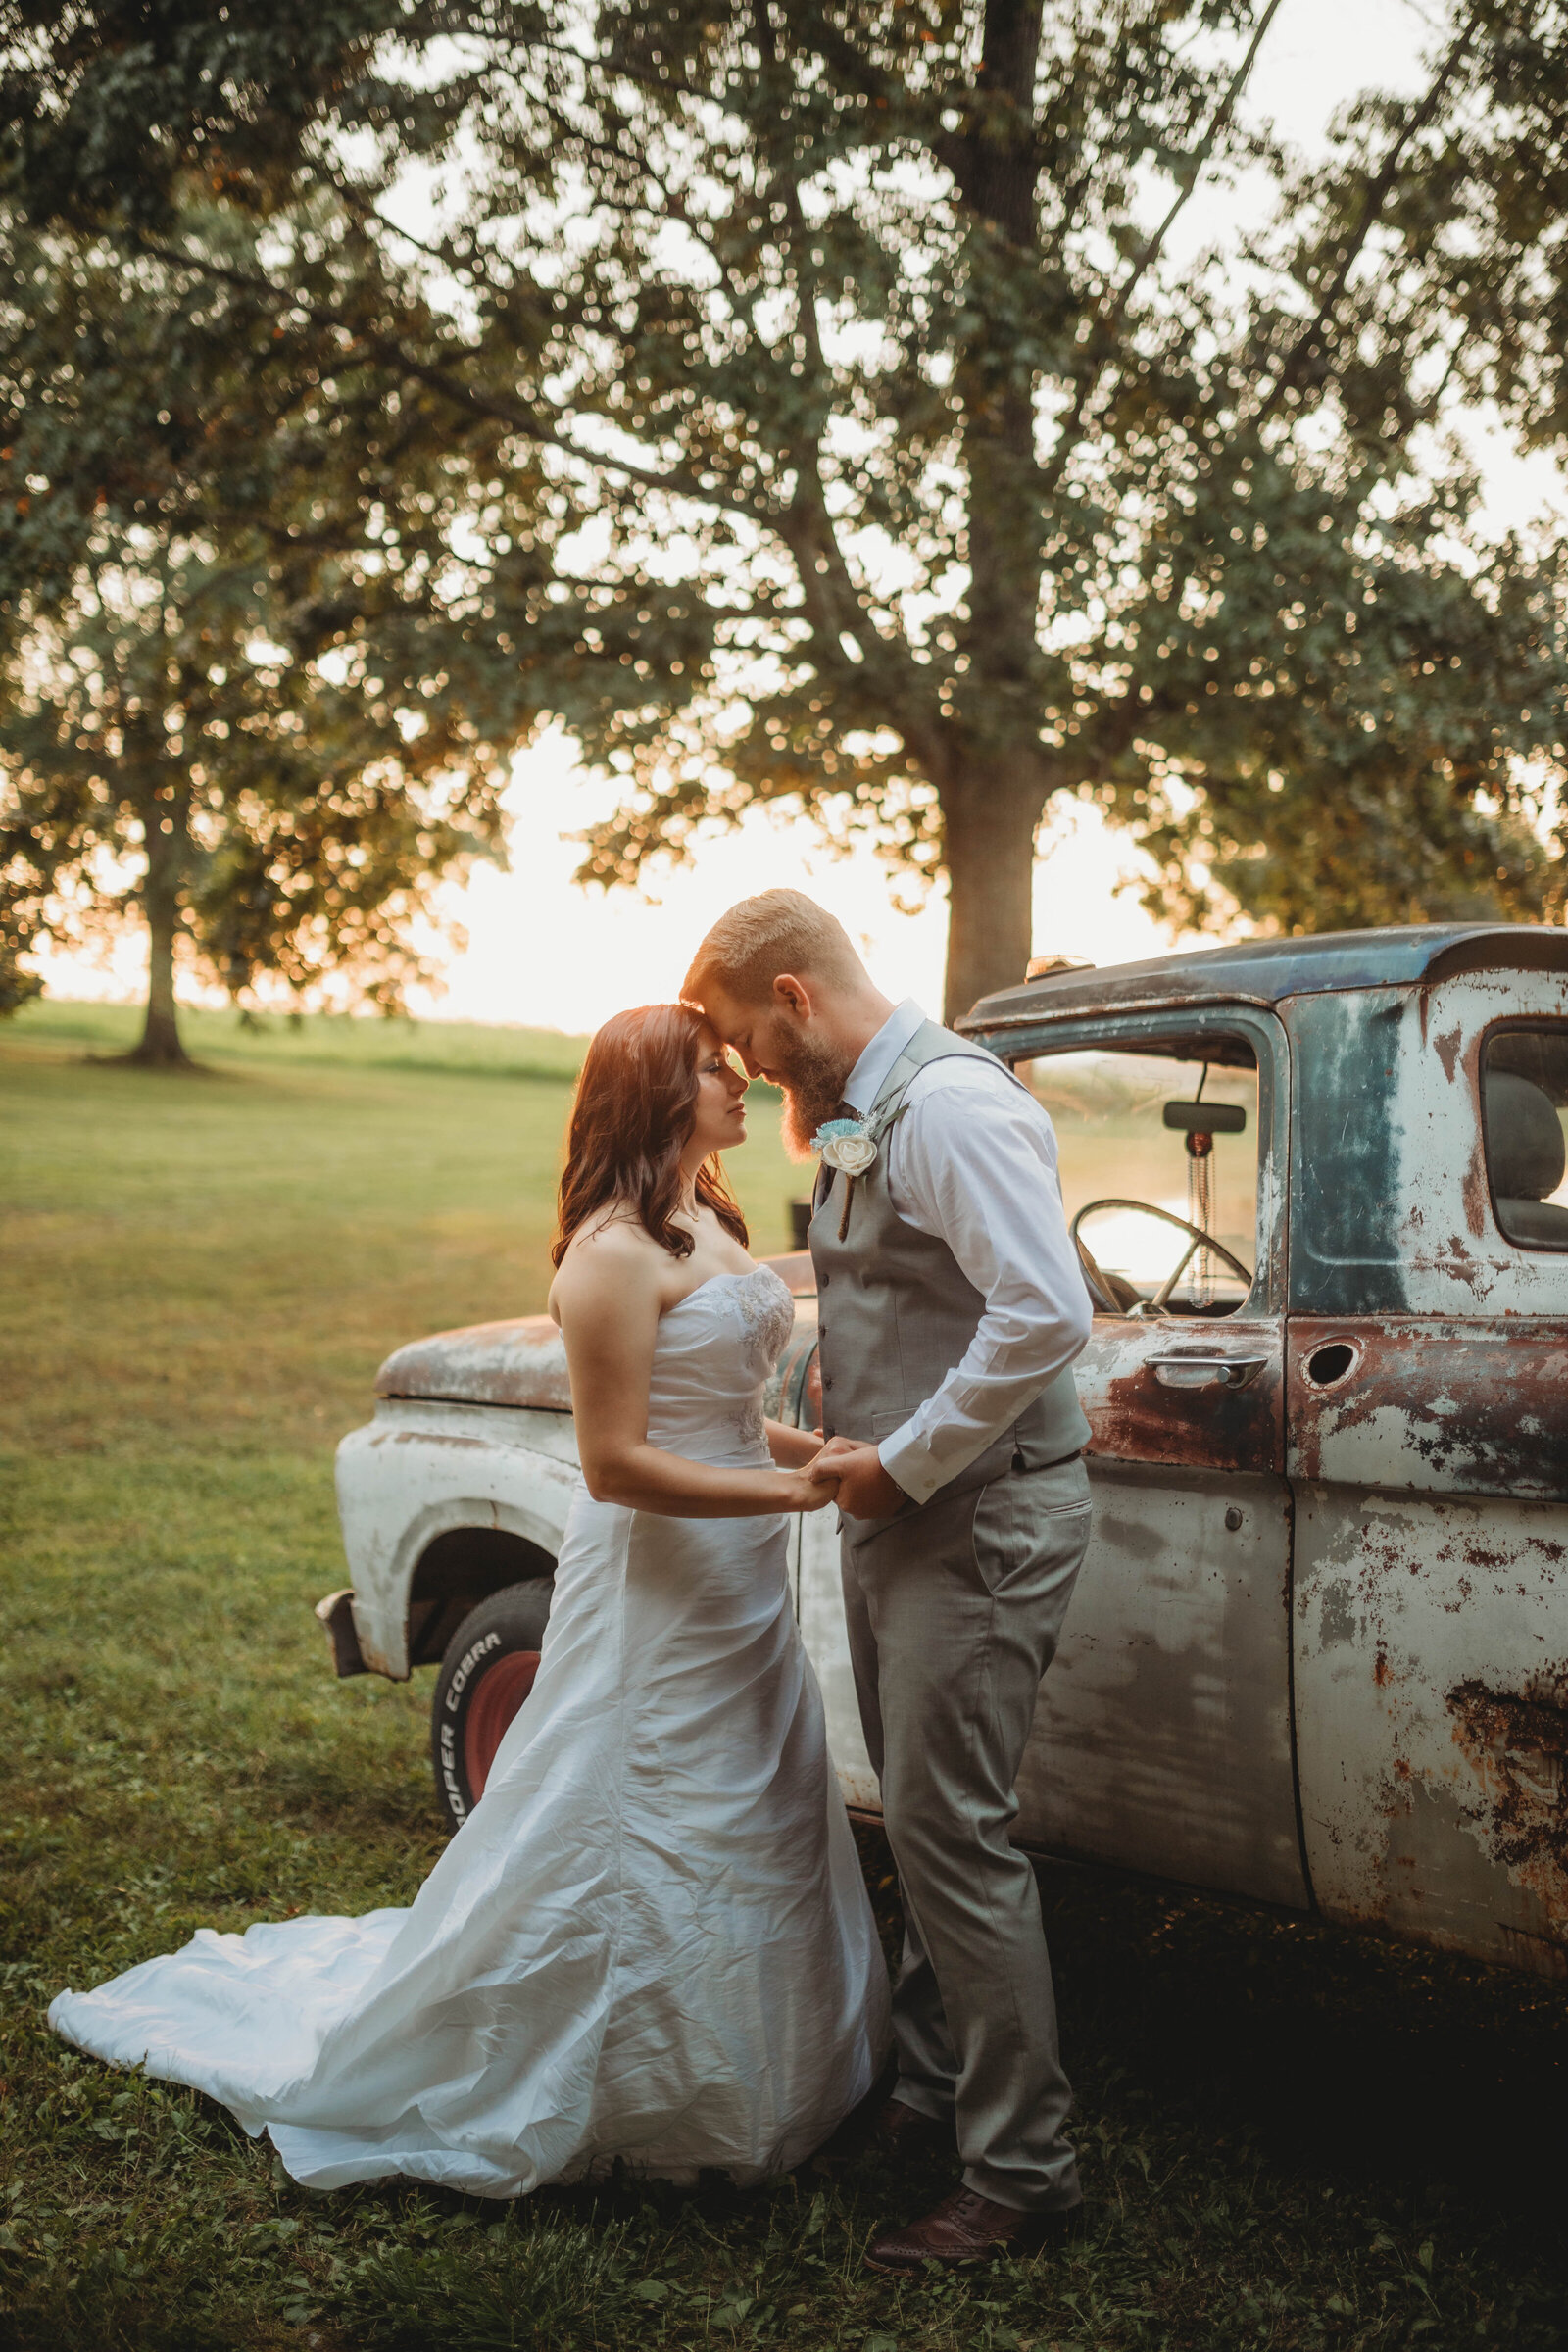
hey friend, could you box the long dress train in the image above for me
[50,1265,889,2195]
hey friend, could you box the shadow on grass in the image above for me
[80,1048,222,1073]
[1038,1857,1566,2237]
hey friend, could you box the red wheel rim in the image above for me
[463,1649,541,1800]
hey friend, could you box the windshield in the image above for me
[1021,1046,1259,1316]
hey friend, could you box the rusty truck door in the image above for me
[1286,967,1568,1977]
[1016,1005,1310,1909]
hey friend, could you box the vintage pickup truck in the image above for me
[319,923,1568,1981]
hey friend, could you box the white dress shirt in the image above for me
[836,999,1094,1506]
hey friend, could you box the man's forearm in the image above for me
[878,1302,1091,1505]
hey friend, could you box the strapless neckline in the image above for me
[646,1263,794,1465]
[662,1264,789,1322]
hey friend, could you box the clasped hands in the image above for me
[806,1433,906,1521]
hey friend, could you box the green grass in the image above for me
[2,1002,1567,2351]
[9,995,592,1081]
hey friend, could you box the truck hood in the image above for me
[375,1314,573,1410]
[374,1251,819,1412]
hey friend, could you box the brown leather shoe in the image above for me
[873,2097,952,2164]
[864,2185,1084,2274]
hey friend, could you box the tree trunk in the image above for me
[128,800,192,1067]
[939,0,1052,1029]
[956,0,1048,703]
[941,774,1045,1025]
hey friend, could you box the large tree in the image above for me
[5,2,1568,1016]
[0,209,523,1059]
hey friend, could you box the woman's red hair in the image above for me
[552,1004,749,1268]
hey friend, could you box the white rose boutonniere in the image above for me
[811,1118,878,1177]
[809,1116,880,1239]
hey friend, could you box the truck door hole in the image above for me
[1305,1342,1356,1387]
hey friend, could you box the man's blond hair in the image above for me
[683,889,865,1009]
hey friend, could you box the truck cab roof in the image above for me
[961,923,1568,1039]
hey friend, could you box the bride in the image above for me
[50,1004,890,2195]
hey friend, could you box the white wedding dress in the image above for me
[50,1265,890,2195]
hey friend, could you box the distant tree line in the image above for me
[2,0,1567,1045]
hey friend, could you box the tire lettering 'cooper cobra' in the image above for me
[429,1579,554,1832]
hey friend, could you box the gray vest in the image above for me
[808,1018,1091,1502]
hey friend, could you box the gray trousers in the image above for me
[841,1455,1091,2213]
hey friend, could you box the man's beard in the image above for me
[773,1028,857,1162]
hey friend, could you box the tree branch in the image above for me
[748,0,943,761]
[131,234,776,527]
[1104,0,1287,345]
[1251,2,1484,424]
[1041,0,1286,494]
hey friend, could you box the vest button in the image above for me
[820,1273,830,1287]
[822,1375,833,1391]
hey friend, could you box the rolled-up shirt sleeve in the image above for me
[875,1061,1093,1506]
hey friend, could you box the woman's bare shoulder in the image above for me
[549,1214,667,1322]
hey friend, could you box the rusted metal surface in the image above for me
[1077,1315,1284,1474]
[1289,1315,1568,1501]
[1447,1677,1568,1972]
[315,1588,367,1678]
[1281,964,1568,1976]
[377,1316,571,1412]
[1293,1486,1568,1978]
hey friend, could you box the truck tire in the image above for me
[430,1579,554,1833]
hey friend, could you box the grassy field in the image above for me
[2,998,1566,2352]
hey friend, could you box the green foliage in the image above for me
[6,4,1568,1014]
[3,1006,1568,2347]
[0,907,39,1011]
[0,201,522,1053]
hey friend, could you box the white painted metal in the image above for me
[1021,1461,1307,1904]
[335,1399,578,1678]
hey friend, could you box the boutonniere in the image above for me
[810,1117,879,1176]
[810,1115,882,1240]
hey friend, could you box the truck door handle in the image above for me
[1149,1354,1267,1391]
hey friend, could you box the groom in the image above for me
[685,891,1094,2271]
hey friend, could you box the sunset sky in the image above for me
[32,0,1566,1036]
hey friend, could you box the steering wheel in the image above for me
[1070,1198,1252,1316]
